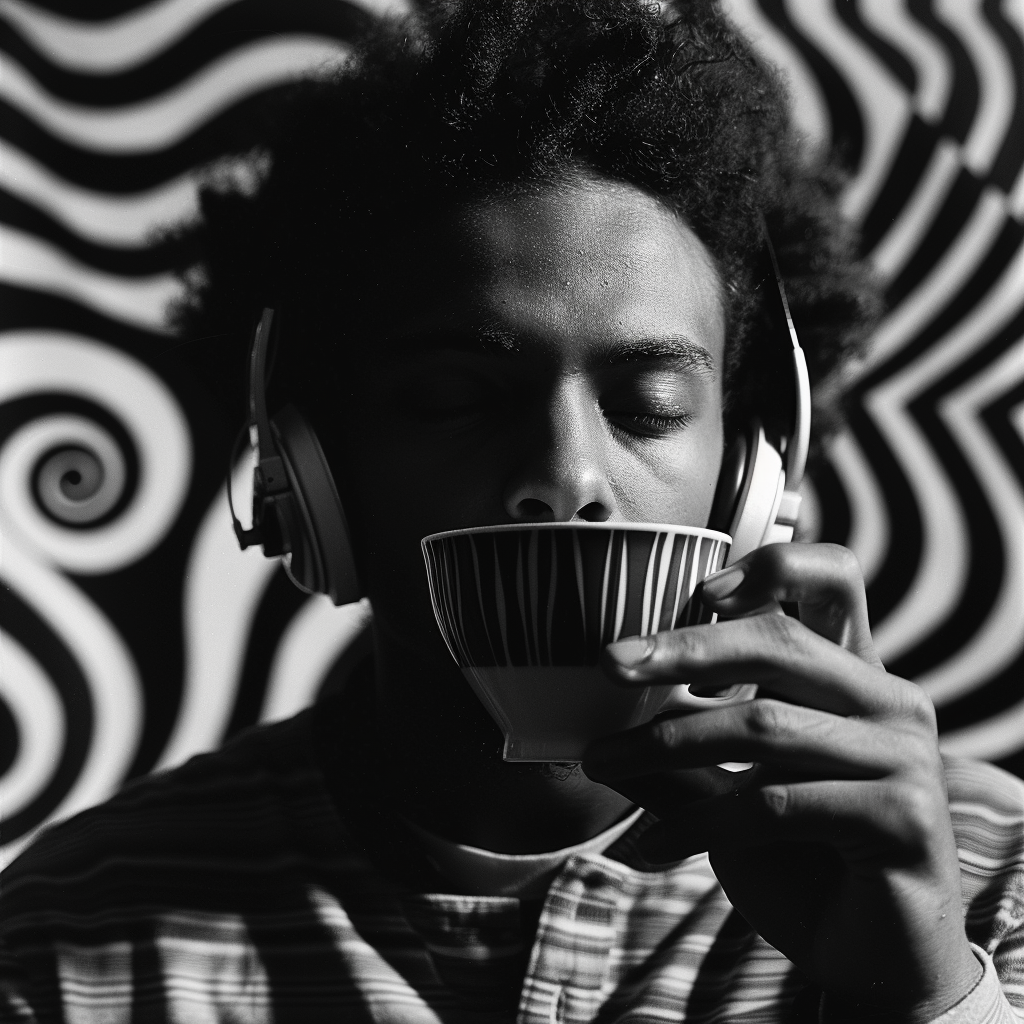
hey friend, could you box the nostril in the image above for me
[577,502,611,522]
[516,498,553,520]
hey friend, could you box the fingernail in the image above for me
[702,564,746,601]
[605,635,655,669]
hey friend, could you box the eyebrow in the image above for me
[600,337,716,375]
[391,327,520,356]
[390,328,716,375]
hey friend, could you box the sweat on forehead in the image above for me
[351,179,726,373]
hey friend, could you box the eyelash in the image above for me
[608,411,694,437]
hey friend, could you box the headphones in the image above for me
[229,229,811,601]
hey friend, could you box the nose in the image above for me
[502,384,618,523]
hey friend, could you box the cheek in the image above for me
[612,415,724,527]
[346,427,505,534]
[337,424,508,605]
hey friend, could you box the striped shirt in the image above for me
[2,686,1024,1023]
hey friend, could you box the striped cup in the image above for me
[421,522,754,762]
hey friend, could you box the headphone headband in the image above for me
[761,220,811,489]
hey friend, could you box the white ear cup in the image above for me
[762,487,802,547]
[725,423,786,565]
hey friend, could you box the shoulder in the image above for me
[942,756,1024,949]
[0,709,343,923]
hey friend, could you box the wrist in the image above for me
[819,944,984,1024]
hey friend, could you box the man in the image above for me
[3,2,1023,1021]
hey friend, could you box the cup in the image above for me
[421,522,756,762]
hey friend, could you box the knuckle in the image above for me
[826,543,864,586]
[755,611,804,661]
[871,776,945,856]
[656,626,701,665]
[756,785,790,820]
[895,780,943,849]
[650,716,684,751]
[753,541,788,572]
[909,686,938,732]
[890,680,938,733]
[744,699,789,738]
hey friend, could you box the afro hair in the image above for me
[172,0,880,447]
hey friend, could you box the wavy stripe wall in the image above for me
[0,0,1021,863]
[722,0,1024,767]
[0,0,385,866]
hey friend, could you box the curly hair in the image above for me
[173,0,880,446]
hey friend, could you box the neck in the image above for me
[367,619,634,854]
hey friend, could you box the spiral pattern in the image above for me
[0,333,191,863]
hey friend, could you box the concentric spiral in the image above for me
[35,437,126,527]
[0,333,192,863]
[13,416,129,532]
[0,334,190,574]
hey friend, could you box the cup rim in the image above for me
[421,522,732,546]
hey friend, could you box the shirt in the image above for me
[401,806,646,899]
[2,686,1024,1023]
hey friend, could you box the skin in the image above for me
[326,177,982,1018]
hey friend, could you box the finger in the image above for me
[583,698,907,781]
[639,776,943,865]
[603,613,923,718]
[701,543,879,664]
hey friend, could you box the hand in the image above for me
[582,543,982,1022]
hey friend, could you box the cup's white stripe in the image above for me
[469,536,499,667]
[440,544,468,665]
[614,538,629,641]
[448,544,473,665]
[670,535,690,628]
[424,548,459,664]
[651,533,673,635]
[599,533,613,641]
[545,531,558,666]
[493,546,511,667]
[686,537,703,626]
[515,542,533,667]
[572,531,587,648]
[430,547,451,656]
[528,530,540,667]
[641,534,660,637]
[454,548,468,657]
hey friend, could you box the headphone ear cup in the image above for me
[725,422,785,565]
[707,430,749,535]
[270,404,362,605]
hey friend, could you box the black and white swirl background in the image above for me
[0,0,1021,865]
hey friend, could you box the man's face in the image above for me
[336,178,726,668]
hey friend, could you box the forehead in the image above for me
[365,178,726,365]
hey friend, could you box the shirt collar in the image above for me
[402,806,646,898]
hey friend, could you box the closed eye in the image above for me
[605,409,694,438]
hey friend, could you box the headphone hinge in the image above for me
[233,521,263,550]
[775,489,802,529]
[255,493,292,557]
[256,455,290,496]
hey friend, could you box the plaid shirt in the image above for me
[2,690,1024,1023]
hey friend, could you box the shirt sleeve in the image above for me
[921,944,1022,1024]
